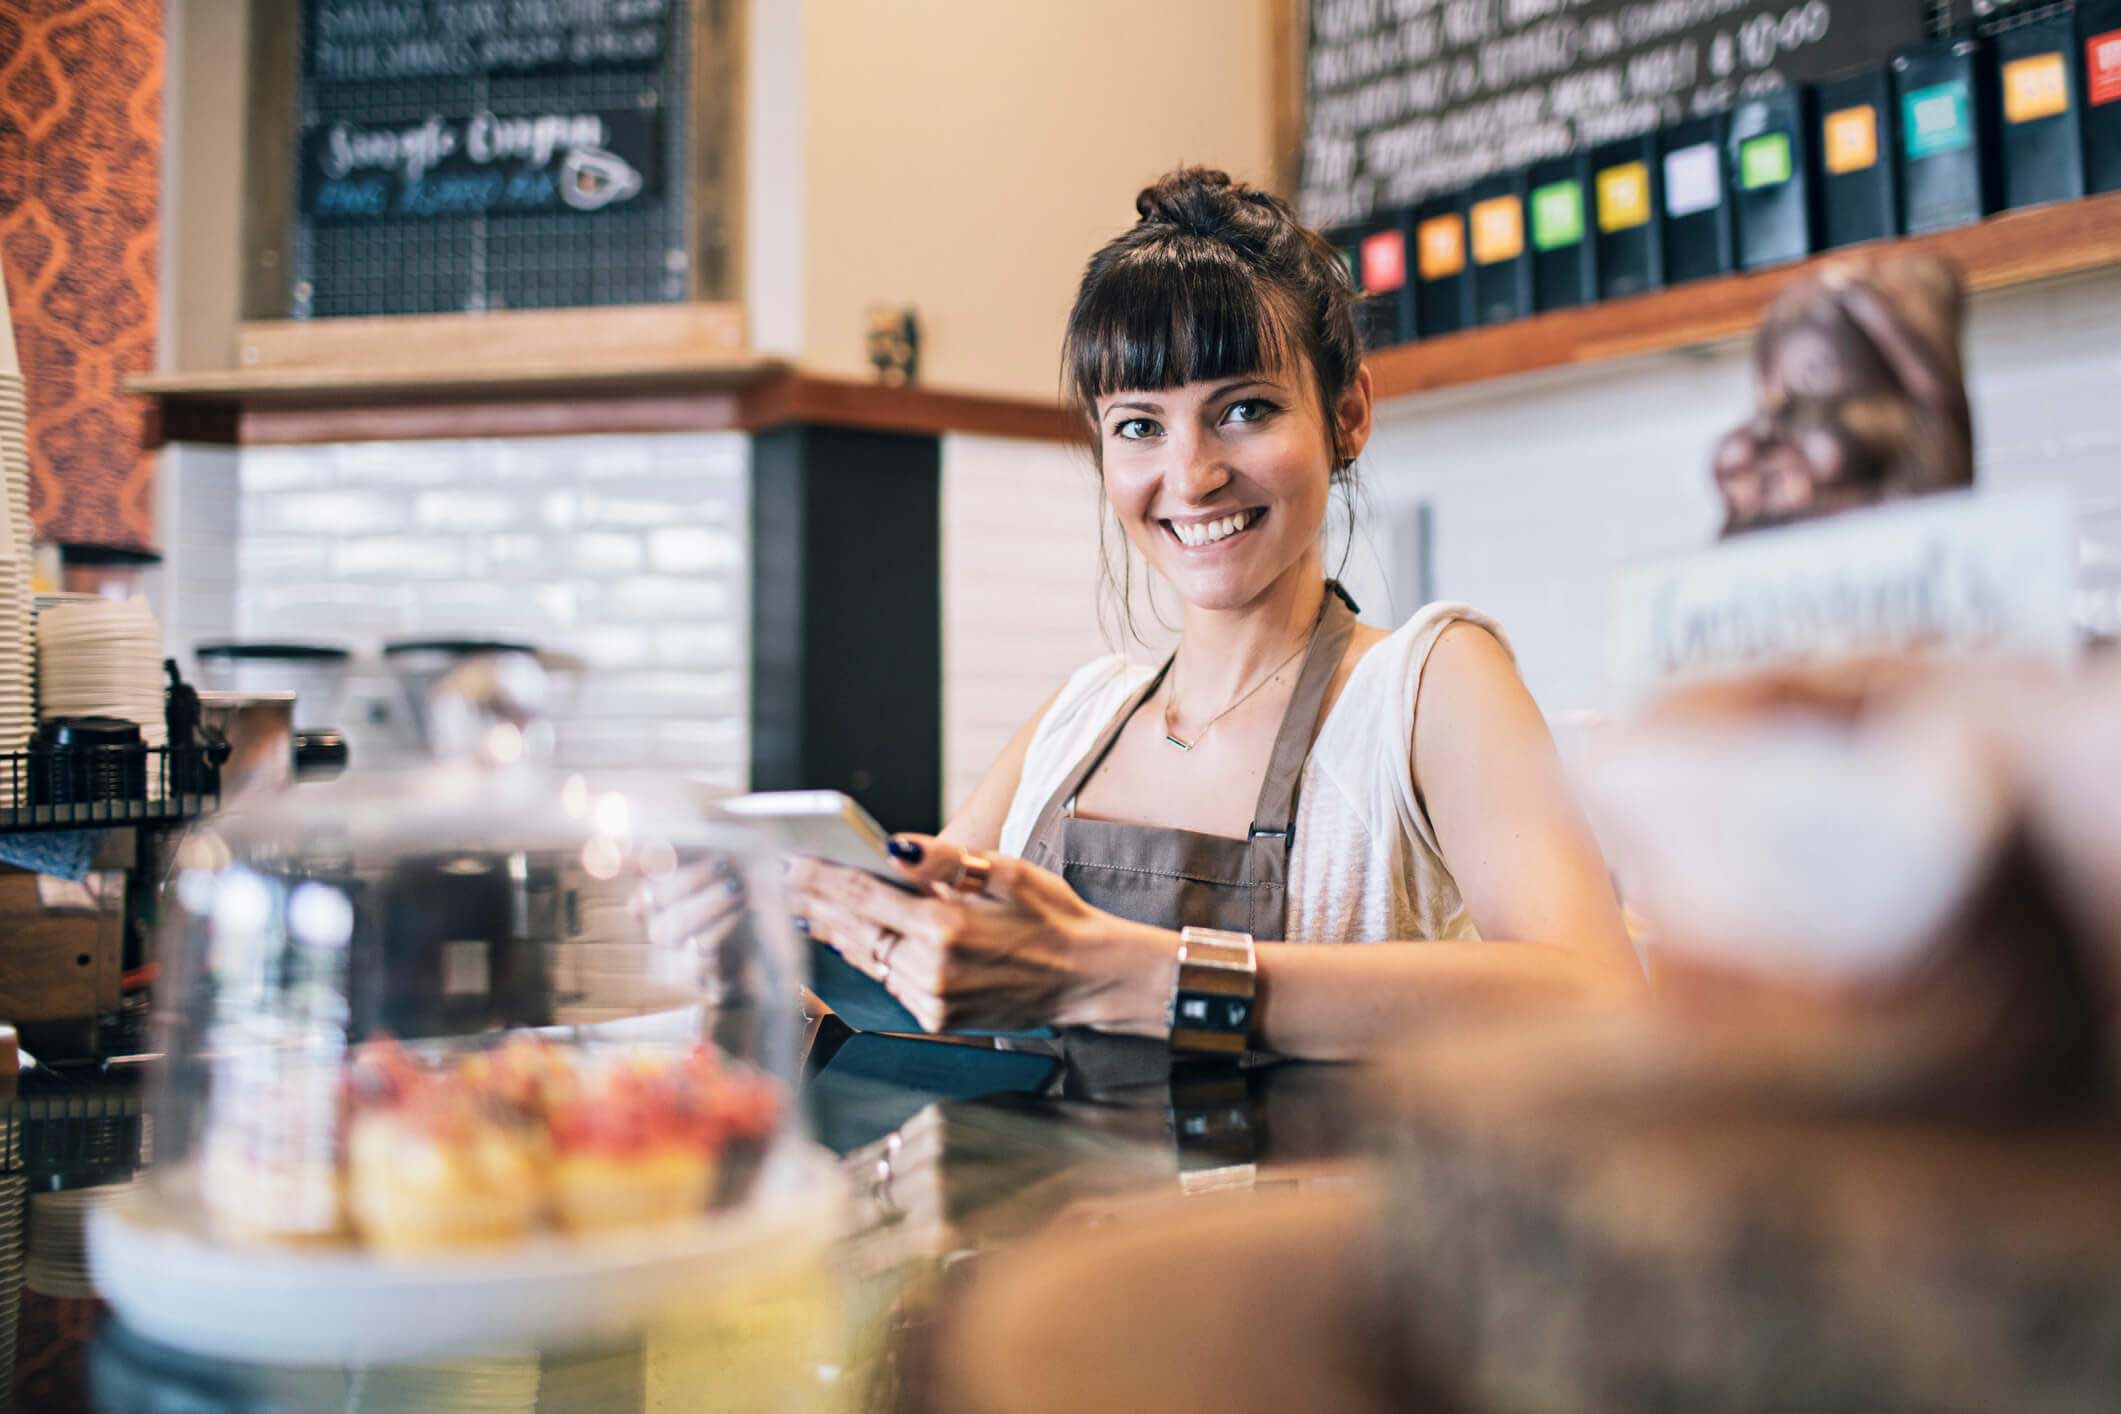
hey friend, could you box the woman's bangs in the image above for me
[1066,244,1300,410]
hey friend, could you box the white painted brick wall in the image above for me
[149,442,242,669]
[939,433,1176,819]
[228,432,751,787]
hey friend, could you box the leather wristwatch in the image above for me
[1167,926,1258,1056]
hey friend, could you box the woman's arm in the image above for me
[1243,623,1637,1058]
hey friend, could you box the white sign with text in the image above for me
[1608,489,2079,706]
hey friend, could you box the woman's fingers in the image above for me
[789,859,957,939]
[880,834,963,890]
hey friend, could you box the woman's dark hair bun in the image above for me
[1134,168,1242,228]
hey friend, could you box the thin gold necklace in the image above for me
[1161,630,1315,752]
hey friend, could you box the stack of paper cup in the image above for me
[36,597,168,794]
[0,259,34,759]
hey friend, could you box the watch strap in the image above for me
[1168,926,1258,1056]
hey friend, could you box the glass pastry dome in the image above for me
[92,657,835,1366]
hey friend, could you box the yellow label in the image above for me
[1470,196,1525,264]
[2003,52,2069,123]
[1417,214,1466,279]
[1595,162,1650,233]
[1823,104,1879,174]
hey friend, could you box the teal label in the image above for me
[1903,80,1973,159]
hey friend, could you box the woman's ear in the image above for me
[1334,365,1375,469]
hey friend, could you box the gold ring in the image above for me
[954,852,993,896]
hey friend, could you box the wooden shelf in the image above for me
[134,365,1080,447]
[1366,191,2121,401]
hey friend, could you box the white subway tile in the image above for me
[332,537,469,579]
[253,490,407,535]
[241,447,332,493]
[598,576,735,620]
[415,489,523,531]
[646,526,740,573]
[653,624,742,666]
[571,532,645,574]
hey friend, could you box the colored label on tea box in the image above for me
[1663,143,1722,216]
[2004,52,2070,123]
[1418,214,1466,279]
[1740,132,1794,189]
[1824,104,1880,172]
[1596,161,1651,231]
[2089,30,2121,107]
[1359,229,1407,291]
[1530,180,1584,249]
[1904,80,1972,158]
[1470,196,1525,264]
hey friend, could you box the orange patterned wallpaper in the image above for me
[0,0,164,551]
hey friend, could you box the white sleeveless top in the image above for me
[998,603,1512,944]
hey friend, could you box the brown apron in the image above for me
[1018,584,1359,1092]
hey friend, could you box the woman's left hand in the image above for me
[787,837,1173,1035]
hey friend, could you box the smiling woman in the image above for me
[788,167,1638,1072]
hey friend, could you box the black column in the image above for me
[749,425,943,834]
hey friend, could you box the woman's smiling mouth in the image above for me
[1163,507,1266,549]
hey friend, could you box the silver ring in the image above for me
[876,929,901,983]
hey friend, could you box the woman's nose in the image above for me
[1168,436,1232,504]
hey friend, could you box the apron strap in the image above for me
[1019,653,1174,860]
[1245,585,1358,843]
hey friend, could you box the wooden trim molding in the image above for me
[135,365,1083,448]
[1368,190,2121,400]
[223,302,750,381]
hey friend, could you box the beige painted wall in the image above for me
[164,0,249,373]
[801,0,1277,400]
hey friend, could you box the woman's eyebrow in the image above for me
[1105,399,1163,415]
[1206,377,1280,399]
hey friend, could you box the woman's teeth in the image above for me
[1172,510,1257,548]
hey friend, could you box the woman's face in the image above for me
[1096,365,1367,612]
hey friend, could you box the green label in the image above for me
[1529,180,1584,251]
[1903,80,1973,159]
[1739,132,1793,189]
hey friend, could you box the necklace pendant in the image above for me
[1163,732,1194,752]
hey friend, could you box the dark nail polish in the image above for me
[887,837,923,863]
[792,916,811,934]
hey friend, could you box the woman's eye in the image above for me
[1112,417,1160,441]
[1222,398,1278,425]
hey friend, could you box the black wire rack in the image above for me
[0,1068,149,1189]
[0,744,224,836]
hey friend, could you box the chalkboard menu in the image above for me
[292,0,693,318]
[1300,1,1931,228]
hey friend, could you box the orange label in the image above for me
[1823,104,1879,174]
[1470,196,1525,264]
[2004,52,2070,123]
[1595,161,1650,232]
[1417,214,1465,279]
